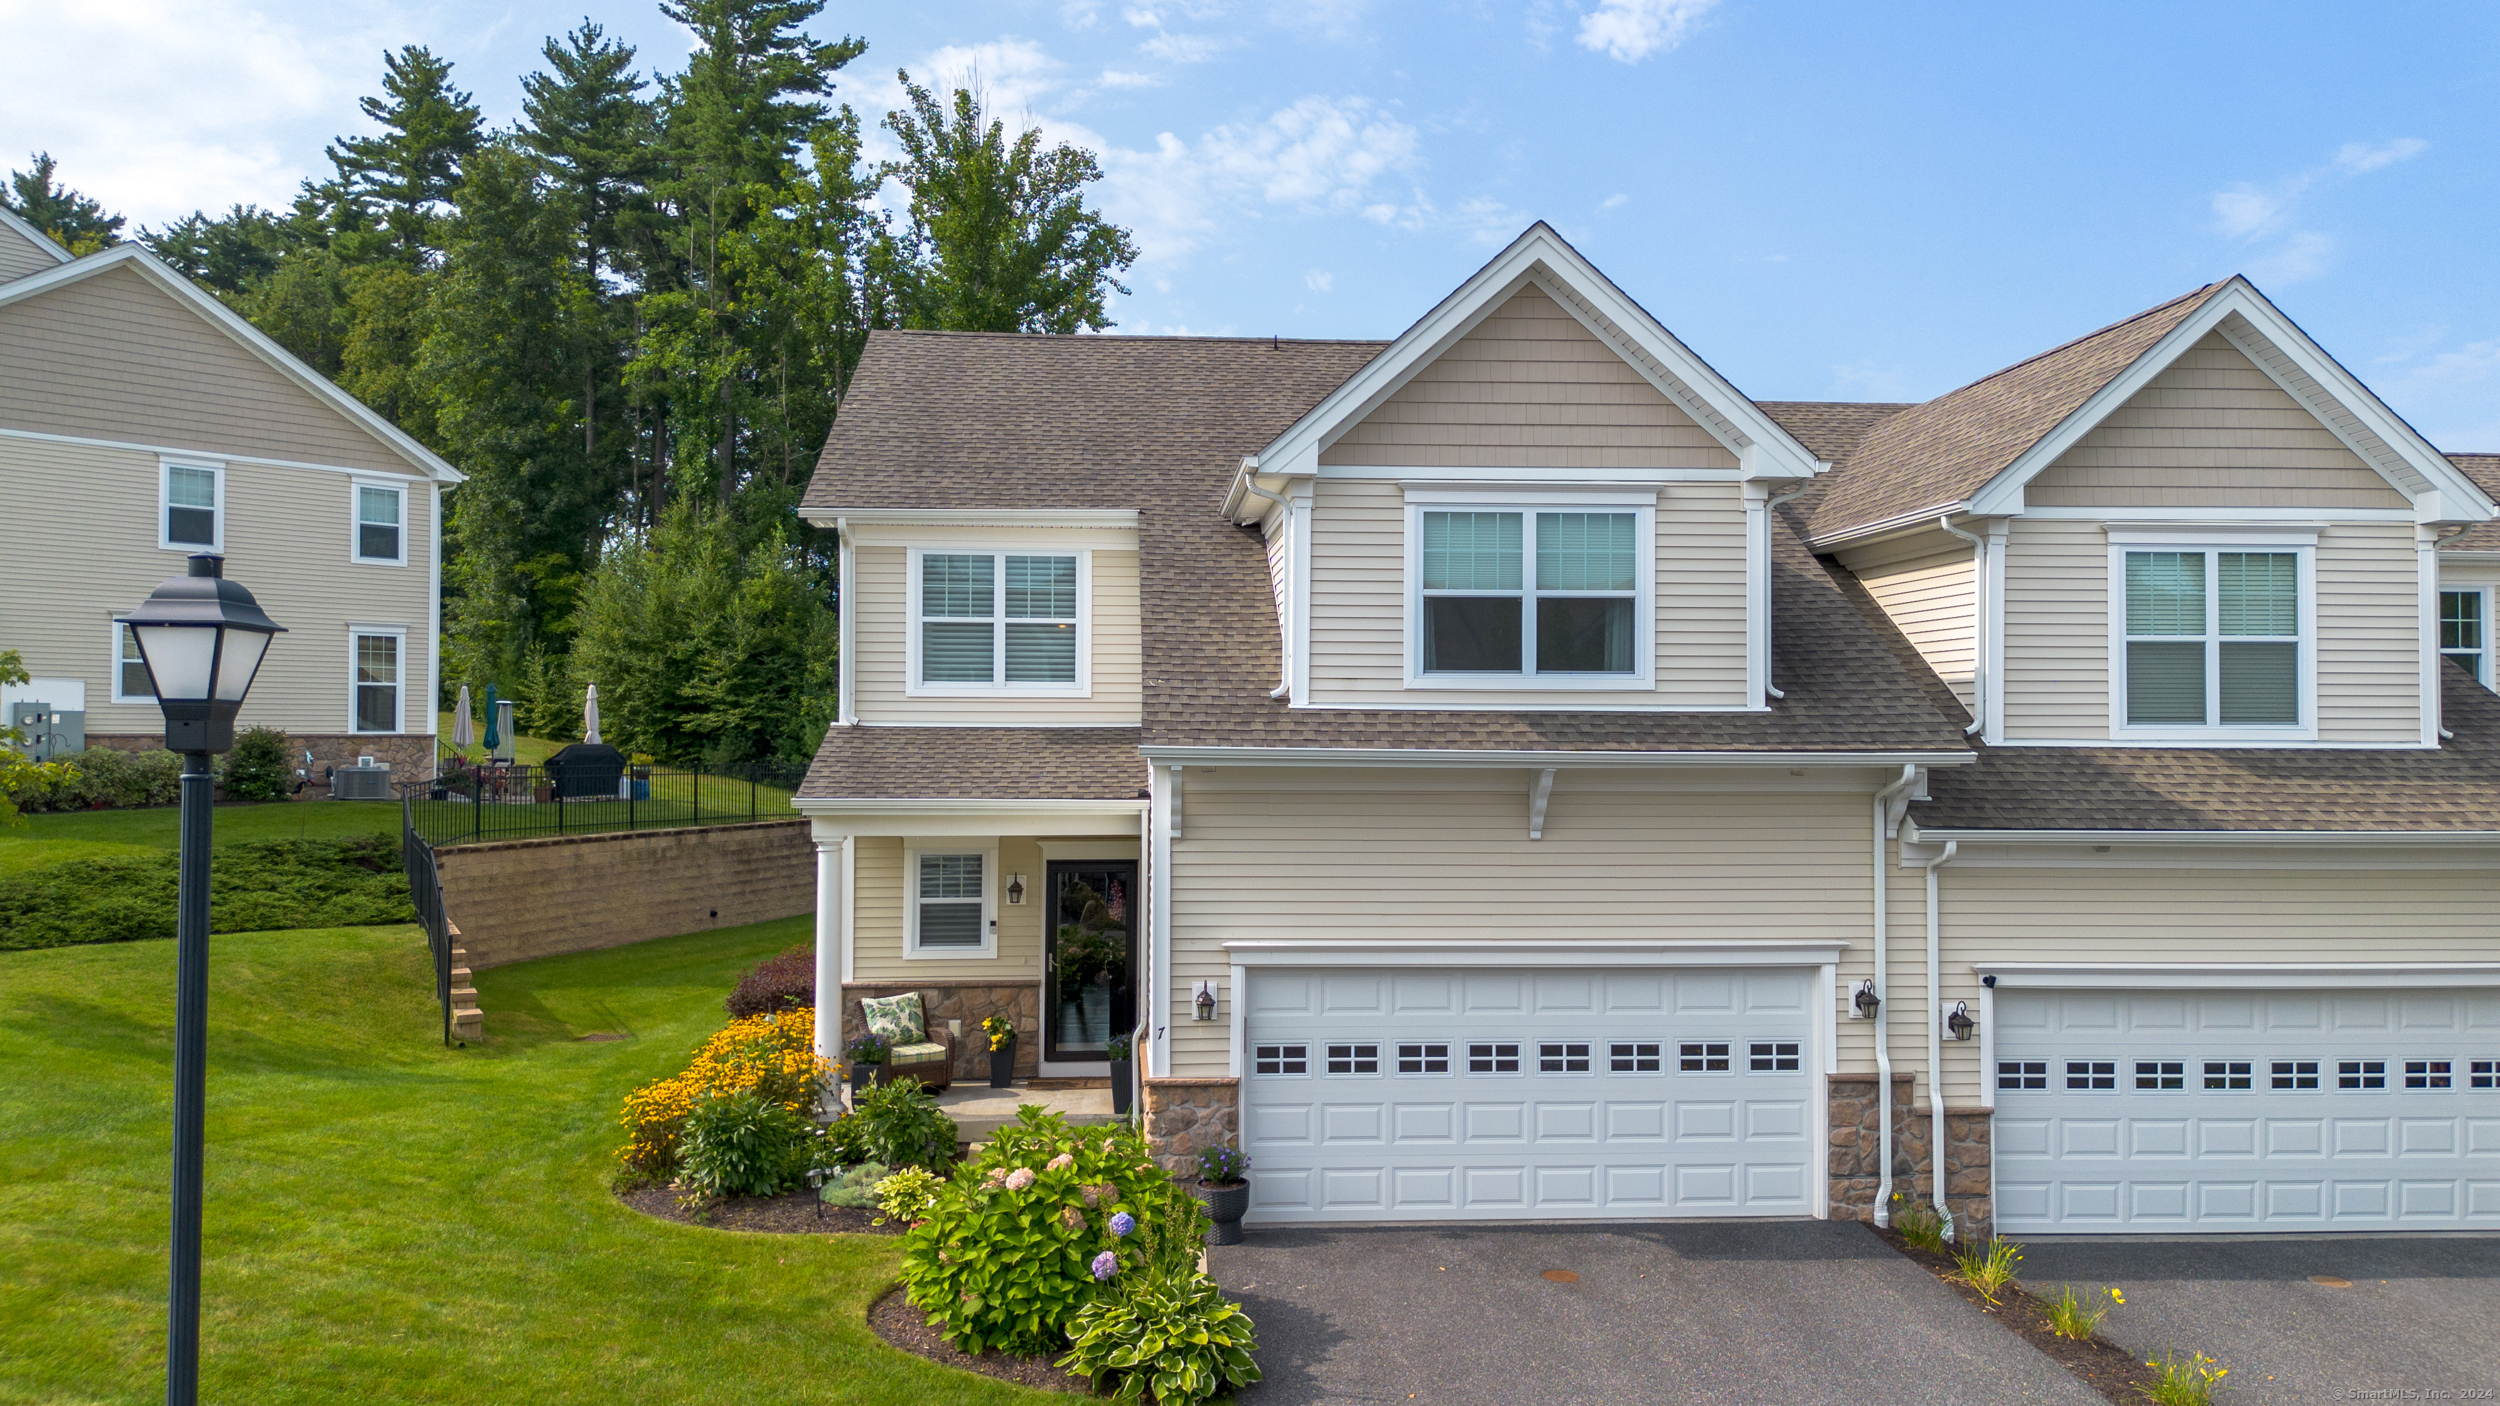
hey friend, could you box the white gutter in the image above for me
[1139,746,1977,769]
[1920,838,1959,1241]
[1935,515,1987,736]
[1761,483,1811,701]
[1869,763,1924,1227]
[1905,825,2500,847]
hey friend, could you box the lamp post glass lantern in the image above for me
[122,553,283,1406]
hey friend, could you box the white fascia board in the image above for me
[799,506,1139,529]
[2441,550,2500,564]
[1138,745,1976,769]
[1907,823,2500,846]
[792,797,1145,815]
[1965,279,2494,522]
[1251,223,1822,483]
[0,206,74,266]
[0,247,466,484]
[1973,961,2500,989]
[1804,502,1977,555]
[1222,938,1849,967]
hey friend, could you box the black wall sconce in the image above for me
[1945,1001,1977,1041]
[1852,979,1880,1019]
[1006,874,1026,905]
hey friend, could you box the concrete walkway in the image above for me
[932,1082,1117,1142]
[1211,1220,2103,1406]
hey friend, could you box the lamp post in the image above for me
[121,553,283,1406]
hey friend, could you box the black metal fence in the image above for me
[400,818,454,1047]
[399,761,807,848]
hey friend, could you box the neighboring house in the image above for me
[0,207,460,792]
[795,222,2500,1240]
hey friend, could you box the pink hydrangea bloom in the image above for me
[1005,1167,1036,1191]
[1046,1153,1076,1172]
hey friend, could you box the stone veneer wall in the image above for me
[1141,1077,1240,1177]
[1828,1074,1994,1242]
[841,982,1041,1082]
[88,731,436,799]
[435,819,812,968]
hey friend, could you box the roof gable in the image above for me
[1253,223,1823,484]
[0,246,461,481]
[0,207,72,284]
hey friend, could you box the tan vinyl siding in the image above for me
[1167,770,1873,1075]
[1839,531,1976,710]
[2315,522,2422,743]
[1318,284,1740,471]
[2028,333,2406,508]
[848,836,1047,983]
[0,264,424,476]
[1304,477,1750,708]
[0,223,64,283]
[1997,518,2108,738]
[1923,861,2500,1106]
[851,544,1143,725]
[0,435,435,736]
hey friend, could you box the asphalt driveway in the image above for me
[1208,1220,2102,1406]
[2020,1235,2500,1405]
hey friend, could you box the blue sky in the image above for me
[7,0,2497,445]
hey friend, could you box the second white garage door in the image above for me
[1242,966,1819,1224]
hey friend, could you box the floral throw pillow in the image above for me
[860,993,926,1045]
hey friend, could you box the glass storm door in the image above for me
[1044,861,1137,1064]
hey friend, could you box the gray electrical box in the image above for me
[332,762,395,800]
[8,702,84,762]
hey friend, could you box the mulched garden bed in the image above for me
[616,1185,902,1235]
[1871,1225,2161,1405]
[867,1285,1089,1394]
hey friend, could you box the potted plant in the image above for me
[846,1033,889,1097]
[1106,1032,1135,1117]
[981,1015,1016,1088]
[1196,1144,1251,1246]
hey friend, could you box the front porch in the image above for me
[929,1080,1121,1143]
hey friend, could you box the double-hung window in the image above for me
[910,550,1088,693]
[2114,542,2309,735]
[906,845,995,957]
[162,462,222,551]
[2441,588,2488,684]
[351,628,404,733]
[114,622,156,701]
[1409,501,1652,686]
[354,483,405,564]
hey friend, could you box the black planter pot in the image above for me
[1197,1179,1249,1245]
[989,1047,1016,1088]
[848,1064,883,1100]
[1108,1058,1134,1116]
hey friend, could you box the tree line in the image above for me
[5,0,1137,766]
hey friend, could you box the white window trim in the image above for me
[903,840,999,960]
[110,620,156,704]
[347,624,408,735]
[2105,539,2318,743]
[350,480,407,566]
[1400,495,1658,691]
[2437,583,2491,687]
[159,458,225,553]
[904,547,1093,698]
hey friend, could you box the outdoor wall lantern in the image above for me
[121,553,284,1406]
[1193,980,1219,1021]
[1852,979,1881,1020]
[1006,874,1026,905]
[1945,1001,1977,1042]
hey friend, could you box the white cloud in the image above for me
[2244,231,2336,286]
[1099,69,1162,88]
[2209,187,2282,239]
[1305,269,1333,292]
[1061,0,1105,27]
[2374,334,2500,450]
[1141,31,1227,62]
[2207,137,2427,287]
[1577,0,1719,63]
[1453,196,1530,244]
[1601,192,1629,210]
[1122,6,1163,26]
[1101,95,1423,258]
[2333,138,2429,175]
[908,38,1066,118]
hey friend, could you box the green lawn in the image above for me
[0,915,1048,1405]
[0,803,403,878]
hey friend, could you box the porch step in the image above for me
[934,1082,1121,1144]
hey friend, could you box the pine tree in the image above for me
[4,153,123,254]
[520,20,656,290]
[325,46,483,264]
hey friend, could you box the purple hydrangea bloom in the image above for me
[1090,1250,1121,1281]
[1109,1212,1136,1238]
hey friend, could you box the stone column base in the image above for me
[1141,1076,1239,1177]
[1828,1074,1993,1242]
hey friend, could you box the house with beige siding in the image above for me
[795,222,2500,1242]
[0,208,460,790]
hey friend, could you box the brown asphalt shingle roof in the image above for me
[1801,284,2222,543]
[2441,454,2500,551]
[798,727,1148,802]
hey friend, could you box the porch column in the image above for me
[813,835,844,1072]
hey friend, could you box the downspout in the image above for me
[1870,763,1922,1226]
[1922,838,1960,1242]
[1761,484,1811,700]
[1235,466,1295,700]
[1936,515,1986,735]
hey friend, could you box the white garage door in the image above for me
[1243,966,1819,1224]
[1994,987,2500,1234]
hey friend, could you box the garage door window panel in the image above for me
[1326,1044,1379,1075]
[2204,1061,2254,1090]
[2067,1061,2117,1090]
[1538,1042,1591,1074]
[2405,1060,2452,1090]
[1467,1043,1521,1074]
[1680,1042,1731,1073]
[2339,1060,2387,1090]
[1396,1043,1449,1075]
[1254,1044,1308,1076]
[1611,1042,1662,1073]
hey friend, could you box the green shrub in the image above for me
[899,1108,1188,1355]
[220,726,293,802]
[817,1161,890,1208]
[871,1166,945,1226]
[0,834,411,950]
[847,1077,957,1171]
[18,747,184,812]
[1061,1267,1261,1404]
[676,1089,818,1201]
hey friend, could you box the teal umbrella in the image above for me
[482,684,500,751]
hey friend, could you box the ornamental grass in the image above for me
[617,1007,831,1178]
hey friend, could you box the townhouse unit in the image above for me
[796,223,2500,1240]
[0,208,459,787]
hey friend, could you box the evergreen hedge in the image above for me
[0,834,413,950]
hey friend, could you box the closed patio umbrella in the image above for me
[452,685,473,751]
[583,683,601,745]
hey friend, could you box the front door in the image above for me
[1043,861,1138,1066]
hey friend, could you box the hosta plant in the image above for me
[871,1166,946,1225]
[1060,1269,1261,1405]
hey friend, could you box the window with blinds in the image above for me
[2121,548,2303,730]
[915,853,987,950]
[915,551,1084,690]
[1418,508,1639,677]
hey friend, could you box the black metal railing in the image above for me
[400,811,454,1047]
[400,761,807,848]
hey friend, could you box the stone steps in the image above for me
[448,929,483,1039]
